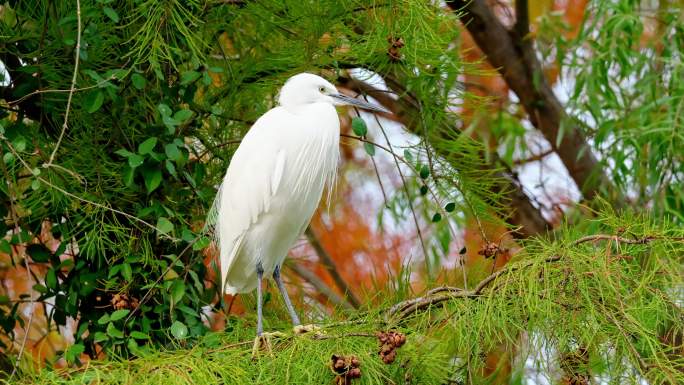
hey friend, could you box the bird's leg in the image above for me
[252,262,285,358]
[273,264,320,335]
[273,264,301,326]
[252,262,268,357]
[256,262,264,336]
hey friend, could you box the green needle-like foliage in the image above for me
[11,215,684,384]
[0,0,683,383]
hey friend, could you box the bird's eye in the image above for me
[319,86,326,93]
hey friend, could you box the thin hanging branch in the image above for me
[368,109,431,276]
[338,75,551,238]
[46,0,82,167]
[305,227,361,309]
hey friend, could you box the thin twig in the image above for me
[124,237,199,324]
[512,149,553,165]
[386,234,684,319]
[46,0,81,167]
[305,227,361,309]
[311,331,376,340]
[2,137,177,240]
[369,153,389,208]
[7,77,115,107]
[371,113,430,272]
[572,234,684,245]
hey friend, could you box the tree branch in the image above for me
[446,0,621,203]
[513,0,529,40]
[305,227,361,309]
[46,0,82,167]
[286,262,356,311]
[338,76,551,238]
[386,234,684,320]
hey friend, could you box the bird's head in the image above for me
[278,73,388,113]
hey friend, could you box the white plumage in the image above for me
[214,87,340,294]
[206,73,386,340]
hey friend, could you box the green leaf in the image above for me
[170,321,188,339]
[192,236,211,251]
[121,263,133,282]
[156,217,174,235]
[138,137,157,155]
[86,90,105,113]
[169,280,185,304]
[12,136,26,152]
[202,71,212,86]
[163,116,179,135]
[351,117,368,136]
[363,142,375,156]
[98,314,110,325]
[165,143,181,161]
[131,73,146,90]
[46,268,57,290]
[93,332,108,343]
[122,164,135,187]
[403,149,413,161]
[115,149,134,158]
[30,179,40,191]
[128,154,144,168]
[109,309,130,322]
[165,160,177,178]
[103,7,119,22]
[432,213,442,222]
[419,165,430,179]
[27,244,50,263]
[141,166,162,193]
[65,343,85,363]
[130,331,150,340]
[157,104,172,116]
[173,109,193,122]
[445,202,456,212]
[0,239,11,254]
[180,71,201,85]
[106,322,124,339]
[420,185,428,195]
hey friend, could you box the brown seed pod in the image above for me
[386,36,404,62]
[331,354,362,383]
[382,349,397,364]
[478,242,500,259]
[333,359,346,371]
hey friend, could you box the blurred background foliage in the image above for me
[0,0,682,384]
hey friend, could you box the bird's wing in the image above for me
[207,107,291,287]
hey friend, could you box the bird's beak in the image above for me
[331,93,390,113]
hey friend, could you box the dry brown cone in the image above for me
[376,331,407,364]
[111,293,139,310]
[331,354,361,384]
[387,36,405,62]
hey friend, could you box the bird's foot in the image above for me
[293,324,324,337]
[251,331,286,359]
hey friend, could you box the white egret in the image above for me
[207,73,386,351]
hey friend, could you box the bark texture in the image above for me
[446,0,619,202]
